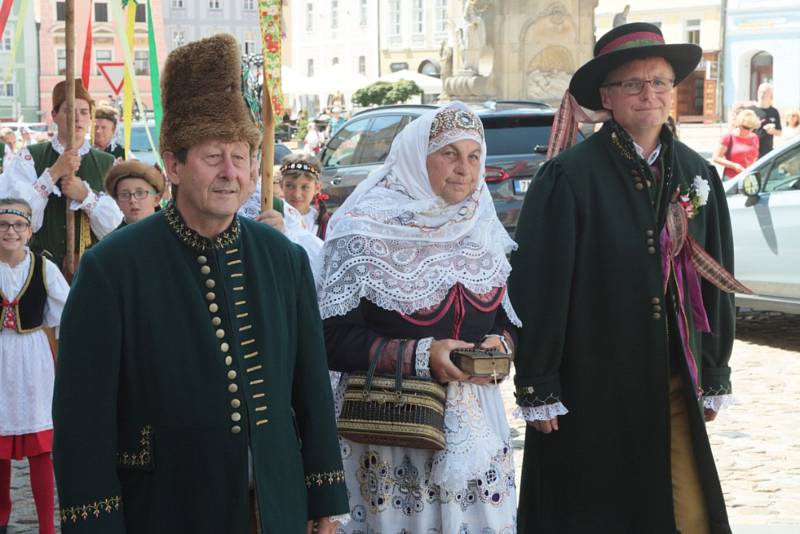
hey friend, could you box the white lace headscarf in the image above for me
[318,101,520,326]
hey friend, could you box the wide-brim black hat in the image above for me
[570,22,702,111]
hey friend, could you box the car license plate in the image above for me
[514,179,531,194]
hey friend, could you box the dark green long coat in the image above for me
[53,205,349,533]
[510,124,735,534]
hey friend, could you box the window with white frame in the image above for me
[412,0,424,34]
[359,0,368,26]
[56,1,66,22]
[307,58,314,77]
[358,55,366,75]
[332,57,339,65]
[389,0,401,37]
[95,2,109,22]
[243,0,256,10]
[171,0,184,8]
[135,3,146,22]
[134,50,149,75]
[686,19,701,46]
[172,30,185,48]
[0,82,14,97]
[96,49,112,75]
[243,31,257,55]
[2,30,11,51]
[57,49,67,75]
[435,0,448,33]
[209,0,221,10]
[331,1,339,30]
[305,3,313,32]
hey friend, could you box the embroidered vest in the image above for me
[27,142,114,267]
[0,253,48,333]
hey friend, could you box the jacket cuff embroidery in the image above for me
[305,469,346,488]
[117,425,153,468]
[60,496,122,523]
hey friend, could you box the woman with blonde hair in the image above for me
[713,108,760,179]
[780,109,800,145]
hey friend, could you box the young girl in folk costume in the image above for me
[280,154,330,240]
[0,199,69,534]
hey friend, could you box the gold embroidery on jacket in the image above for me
[60,495,122,523]
[117,425,152,468]
[304,470,346,488]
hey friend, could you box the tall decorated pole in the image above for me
[258,0,284,211]
[63,0,76,275]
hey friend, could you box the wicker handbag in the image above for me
[337,340,447,450]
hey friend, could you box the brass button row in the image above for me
[651,296,662,320]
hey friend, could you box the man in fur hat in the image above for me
[93,104,126,160]
[0,80,122,270]
[52,34,348,534]
[510,23,737,533]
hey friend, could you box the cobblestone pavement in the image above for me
[7,314,800,533]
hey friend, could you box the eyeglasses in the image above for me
[601,77,675,95]
[0,221,31,233]
[117,189,156,201]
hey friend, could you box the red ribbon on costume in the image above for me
[546,91,612,160]
[2,298,19,330]
[660,199,751,398]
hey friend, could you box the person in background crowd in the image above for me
[327,106,346,138]
[51,34,348,534]
[0,128,17,173]
[511,22,737,534]
[93,105,126,160]
[304,122,324,155]
[20,128,35,149]
[0,81,121,272]
[779,109,800,145]
[105,160,165,227]
[749,82,781,157]
[713,109,761,180]
[0,198,69,534]
[280,154,329,240]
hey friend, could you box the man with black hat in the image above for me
[52,34,348,534]
[510,23,739,533]
[93,104,126,160]
[0,80,122,270]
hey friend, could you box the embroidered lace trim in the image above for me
[165,202,240,251]
[703,394,735,412]
[415,337,433,378]
[51,136,91,157]
[60,496,122,523]
[512,403,569,422]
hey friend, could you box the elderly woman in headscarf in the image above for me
[318,102,521,533]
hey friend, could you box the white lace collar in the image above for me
[317,102,521,326]
[51,136,91,157]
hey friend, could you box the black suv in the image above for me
[319,101,577,235]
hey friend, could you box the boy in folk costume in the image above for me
[511,23,743,533]
[0,198,70,534]
[52,34,348,534]
[0,81,122,271]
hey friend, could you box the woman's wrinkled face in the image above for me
[426,139,481,205]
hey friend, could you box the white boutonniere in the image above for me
[676,176,711,219]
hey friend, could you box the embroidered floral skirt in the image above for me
[337,383,516,534]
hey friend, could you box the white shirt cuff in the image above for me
[703,394,735,412]
[415,337,433,379]
[36,170,57,198]
[513,402,569,422]
[70,183,98,213]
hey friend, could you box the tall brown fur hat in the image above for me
[159,33,261,155]
[94,104,119,125]
[52,79,95,112]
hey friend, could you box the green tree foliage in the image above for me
[353,80,423,107]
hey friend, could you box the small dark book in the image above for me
[450,348,513,381]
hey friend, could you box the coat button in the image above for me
[652,312,661,320]
[653,305,662,312]
[205,279,216,289]
[200,265,211,275]
[228,370,237,380]
[228,383,238,393]
[646,238,655,245]
[231,398,241,408]
[231,412,242,422]
[197,256,208,265]
[211,317,222,326]
[646,229,654,237]
[651,297,661,304]
[216,329,225,339]
[647,246,656,254]
[231,425,241,434]
[206,292,216,301]
[225,356,233,366]
[635,183,644,191]
[221,342,230,353]
[209,303,219,313]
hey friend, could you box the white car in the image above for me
[724,137,800,314]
